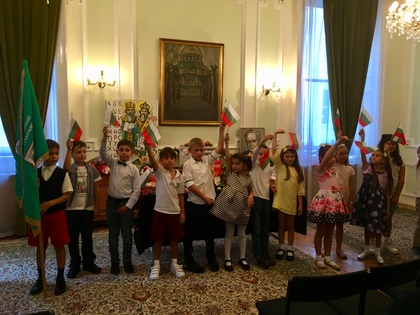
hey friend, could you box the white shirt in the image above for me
[67,165,102,210]
[251,147,273,200]
[154,166,185,214]
[183,150,220,205]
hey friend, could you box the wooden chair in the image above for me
[256,270,369,315]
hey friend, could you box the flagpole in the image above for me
[38,224,48,298]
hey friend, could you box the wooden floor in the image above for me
[293,228,377,273]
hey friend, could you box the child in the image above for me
[307,136,350,270]
[270,129,305,262]
[333,143,355,260]
[182,122,226,273]
[250,134,276,269]
[211,133,254,271]
[413,146,420,256]
[29,139,73,296]
[377,134,405,254]
[352,129,393,264]
[100,127,141,275]
[145,144,186,280]
[64,139,102,278]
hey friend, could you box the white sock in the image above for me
[316,255,323,261]
[375,247,381,256]
[171,258,178,266]
[365,245,371,252]
[279,243,285,250]
[324,255,331,262]
[153,260,160,267]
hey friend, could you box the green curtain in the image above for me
[0,0,61,236]
[323,0,378,146]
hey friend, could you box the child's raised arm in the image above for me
[224,133,231,173]
[316,136,348,174]
[271,129,284,154]
[63,139,73,172]
[215,121,226,155]
[358,129,368,170]
[144,140,159,172]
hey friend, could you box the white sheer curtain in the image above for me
[298,0,380,198]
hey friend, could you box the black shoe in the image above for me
[83,264,102,274]
[285,250,295,261]
[183,260,205,273]
[256,258,270,269]
[54,277,66,296]
[208,259,219,272]
[239,258,251,271]
[413,247,420,256]
[110,262,120,275]
[123,261,134,273]
[66,265,80,279]
[30,278,43,295]
[224,260,234,272]
[276,249,285,260]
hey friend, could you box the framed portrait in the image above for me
[159,38,224,126]
[240,128,265,153]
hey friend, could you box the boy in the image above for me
[100,126,141,275]
[182,122,225,273]
[64,139,102,278]
[145,144,185,280]
[29,139,73,296]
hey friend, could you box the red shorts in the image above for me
[28,210,70,247]
[150,210,185,241]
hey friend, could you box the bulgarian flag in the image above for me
[104,105,121,127]
[142,121,161,146]
[259,149,270,170]
[392,124,406,145]
[110,110,120,127]
[139,168,153,188]
[358,107,374,128]
[333,108,341,130]
[288,132,302,150]
[221,100,240,126]
[354,140,377,155]
[68,116,83,141]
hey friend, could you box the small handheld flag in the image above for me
[288,132,302,150]
[354,140,377,155]
[104,105,121,127]
[392,124,406,145]
[358,107,374,128]
[139,168,153,188]
[334,108,341,130]
[142,121,161,146]
[110,110,120,127]
[221,100,240,126]
[259,149,270,170]
[68,116,83,141]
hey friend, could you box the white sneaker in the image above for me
[149,265,160,280]
[170,264,185,278]
[376,255,384,264]
[384,239,399,255]
[357,251,369,260]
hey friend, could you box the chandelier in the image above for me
[386,0,420,44]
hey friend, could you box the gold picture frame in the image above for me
[159,38,224,126]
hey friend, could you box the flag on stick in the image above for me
[139,168,153,188]
[15,60,49,237]
[221,100,240,126]
[68,116,83,141]
[392,124,406,145]
[358,107,374,128]
[354,140,377,155]
[110,110,120,127]
[104,105,121,127]
[259,149,270,170]
[142,122,161,146]
[288,132,302,150]
[333,108,341,129]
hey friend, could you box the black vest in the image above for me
[37,167,67,214]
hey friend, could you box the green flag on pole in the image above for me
[14,60,49,237]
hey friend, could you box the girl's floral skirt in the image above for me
[307,189,350,224]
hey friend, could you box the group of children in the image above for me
[29,122,414,296]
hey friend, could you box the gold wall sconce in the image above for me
[87,70,117,89]
[262,82,281,96]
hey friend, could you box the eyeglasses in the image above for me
[336,153,348,156]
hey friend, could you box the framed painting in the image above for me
[159,38,224,126]
[240,128,265,153]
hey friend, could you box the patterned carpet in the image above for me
[0,232,336,315]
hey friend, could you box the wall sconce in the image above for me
[262,82,282,96]
[87,70,117,89]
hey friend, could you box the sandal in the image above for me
[276,249,285,260]
[315,259,326,269]
[285,250,294,261]
[324,260,340,271]
[239,258,251,271]
[224,260,233,272]
[336,250,348,260]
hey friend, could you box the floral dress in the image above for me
[307,167,350,224]
[350,167,388,234]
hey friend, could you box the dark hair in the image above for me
[240,150,253,170]
[318,144,332,162]
[377,134,403,166]
[159,147,177,160]
[46,139,60,150]
[231,152,248,166]
[72,140,86,152]
[369,149,393,191]
[280,146,304,183]
[117,139,134,150]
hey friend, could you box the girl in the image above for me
[210,133,254,272]
[307,136,350,270]
[351,129,393,264]
[333,143,355,260]
[270,129,305,262]
[413,146,420,256]
[377,134,405,255]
